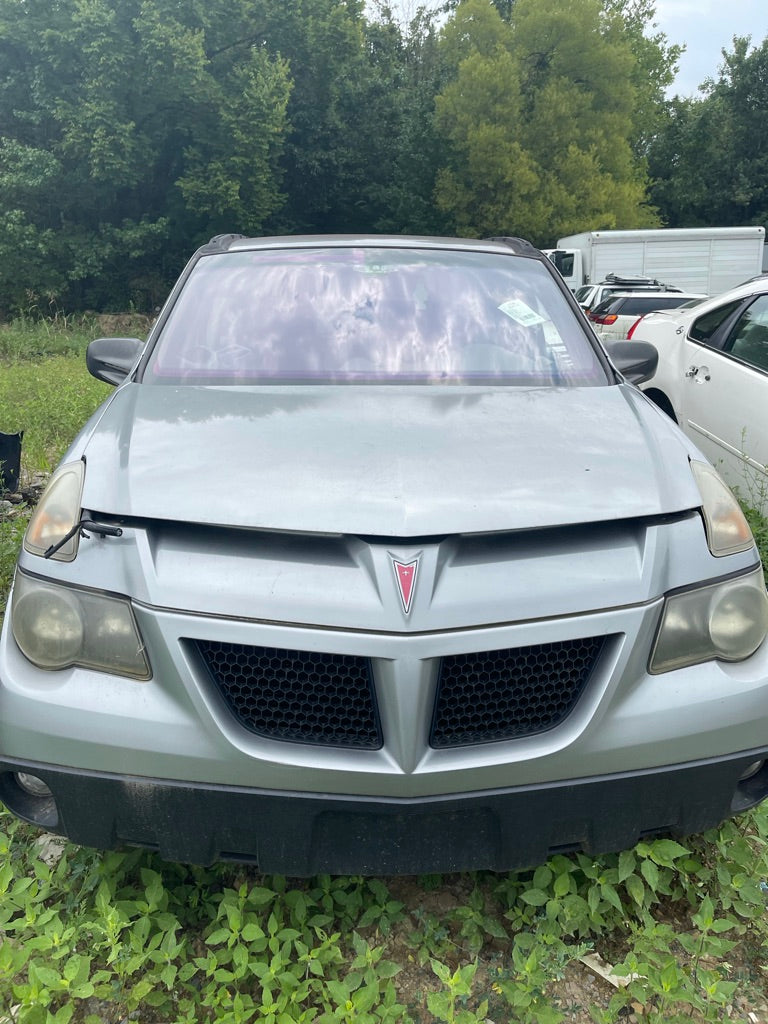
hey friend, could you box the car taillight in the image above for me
[588,313,618,325]
[627,316,644,339]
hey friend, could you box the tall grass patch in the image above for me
[0,311,150,363]
[0,356,111,473]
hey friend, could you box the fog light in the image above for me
[739,760,765,781]
[16,773,53,798]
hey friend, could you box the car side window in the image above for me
[725,295,768,373]
[688,300,743,347]
[621,297,675,315]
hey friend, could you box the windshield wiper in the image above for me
[44,519,123,559]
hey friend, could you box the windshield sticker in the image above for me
[498,299,547,327]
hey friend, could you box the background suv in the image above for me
[574,274,681,314]
[588,291,706,341]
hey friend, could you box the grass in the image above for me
[0,323,112,609]
[0,311,150,363]
[0,357,111,473]
[1,321,768,1023]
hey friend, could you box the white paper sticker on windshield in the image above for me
[498,299,546,327]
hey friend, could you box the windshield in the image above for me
[144,246,607,386]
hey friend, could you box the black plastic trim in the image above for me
[1,748,767,875]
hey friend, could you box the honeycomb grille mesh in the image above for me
[195,640,382,749]
[430,636,606,747]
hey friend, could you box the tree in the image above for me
[648,35,768,227]
[259,0,385,233]
[602,0,682,154]
[0,0,689,313]
[0,0,292,313]
[362,3,453,234]
[433,0,659,245]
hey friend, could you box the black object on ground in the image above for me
[0,431,22,494]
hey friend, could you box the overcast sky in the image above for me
[653,0,768,96]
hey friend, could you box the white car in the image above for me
[587,291,706,342]
[633,278,768,510]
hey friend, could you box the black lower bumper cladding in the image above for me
[1,750,767,876]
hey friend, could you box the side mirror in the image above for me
[86,337,144,386]
[605,340,659,386]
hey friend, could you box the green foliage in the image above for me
[602,0,684,153]
[0,830,416,1024]
[0,0,294,314]
[648,35,768,228]
[0,326,113,609]
[0,514,26,611]
[745,504,768,584]
[179,47,292,229]
[428,959,487,1023]
[6,806,767,1023]
[433,0,662,243]
[0,355,111,472]
[0,0,701,314]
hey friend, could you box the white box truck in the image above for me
[543,226,765,296]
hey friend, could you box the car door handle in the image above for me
[685,364,711,382]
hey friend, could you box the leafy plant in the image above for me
[428,959,487,1024]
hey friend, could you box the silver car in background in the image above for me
[2,234,768,875]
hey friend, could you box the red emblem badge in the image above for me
[392,557,419,615]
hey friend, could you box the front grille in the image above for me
[195,640,381,749]
[430,636,607,748]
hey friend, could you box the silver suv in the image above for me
[2,234,767,875]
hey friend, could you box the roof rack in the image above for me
[199,233,247,254]
[601,273,681,292]
[485,236,541,258]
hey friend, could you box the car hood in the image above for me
[80,383,700,536]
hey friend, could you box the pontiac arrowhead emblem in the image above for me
[391,556,419,615]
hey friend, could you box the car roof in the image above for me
[640,278,768,319]
[708,278,768,302]
[600,290,705,300]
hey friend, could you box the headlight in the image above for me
[691,460,754,557]
[650,567,768,673]
[24,461,85,561]
[11,573,150,680]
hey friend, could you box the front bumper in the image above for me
[3,749,768,875]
